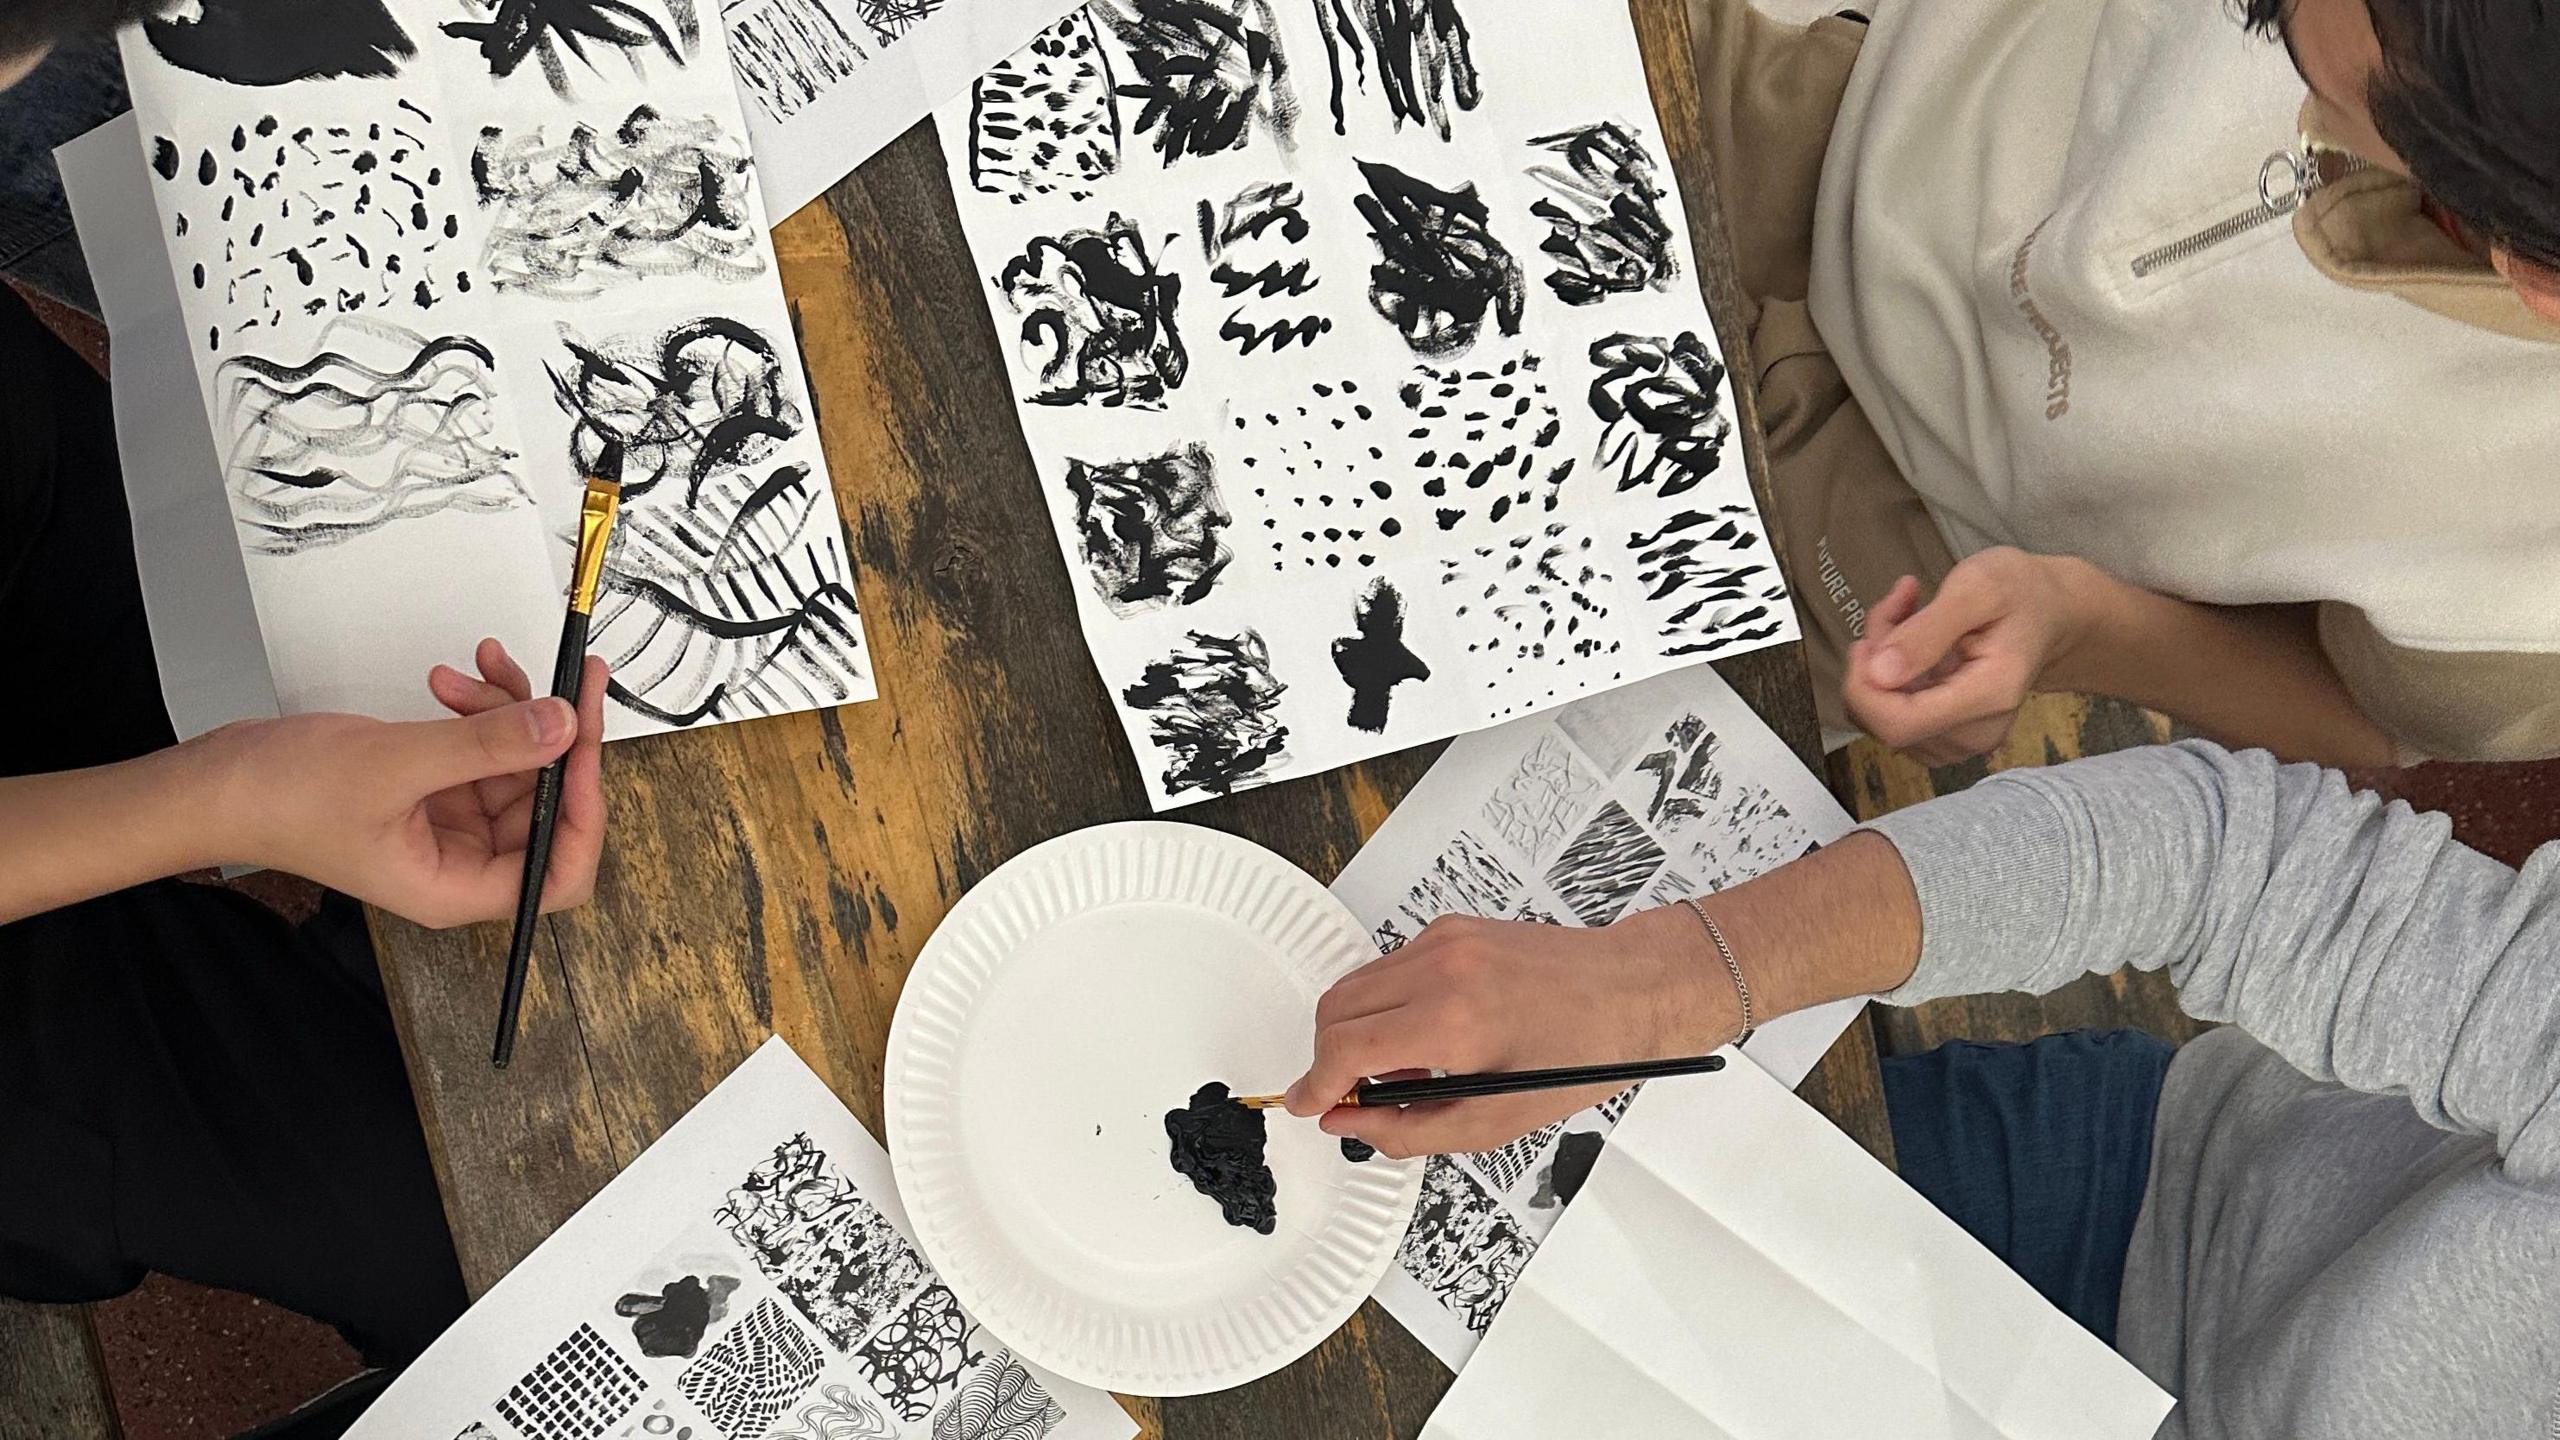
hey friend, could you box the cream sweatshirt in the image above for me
[1807,0,2560,662]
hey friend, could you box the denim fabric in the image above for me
[1,37,130,314]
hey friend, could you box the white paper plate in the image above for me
[886,820,1423,1396]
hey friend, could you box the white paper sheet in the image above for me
[1329,663,1861,1369]
[723,0,1082,218]
[1423,1060,2179,1439]
[56,113,281,742]
[346,1036,1136,1440]
[935,0,1798,809]
[109,0,876,736]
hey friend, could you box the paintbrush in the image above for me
[1234,1053,1727,1111]
[492,468,621,1069]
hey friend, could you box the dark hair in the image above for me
[2245,0,2560,268]
[0,0,169,63]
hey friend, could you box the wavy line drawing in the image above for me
[767,1383,898,1440]
[1199,180,1330,355]
[931,1354,1065,1440]
[218,319,529,555]
[444,0,701,97]
[472,105,764,299]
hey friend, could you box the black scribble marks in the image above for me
[932,1354,1066,1440]
[1639,864,1695,910]
[1478,732,1601,865]
[1629,507,1787,658]
[767,1383,898,1440]
[1374,919,1409,952]
[1064,446,1231,614]
[1631,715,1816,885]
[1466,1122,1559,1192]
[1311,0,1479,138]
[1397,1157,1534,1334]
[146,0,415,84]
[1589,332,1731,497]
[1545,800,1667,926]
[617,1273,740,1358]
[1630,715,1719,831]
[445,0,700,97]
[716,1135,930,1351]
[1528,1129,1604,1208]
[217,322,529,555]
[855,1285,983,1422]
[680,1298,825,1440]
[848,0,941,44]
[997,216,1187,408]
[472,106,763,299]
[1200,181,1329,354]
[1508,899,1561,925]
[1355,160,1521,357]
[1332,579,1429,732]
[1528,123,1676,305]
[725,0,870,123]
[151,104,470,353]
[1441,523,1621,717]
[971,14,1121,204]
[551,319,866,726]
[1395,830,1521,929]
[498,1324,645,1440]
[1098,0,1296,164]
[1122,630,1290,798]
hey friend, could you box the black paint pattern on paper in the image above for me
[151,104,469,353]
[1398,355,1571,530]
[1465,1121,1558,1192]
[497,1324,645,1440]
[766,1383,898,1440]
[1478,732,1601,865]
[590,533,866,726]
[680,1298,825,1440]
[716,1135,930,1351]
[472,106,763,299]
[1528,123,1676,305]
[1630,714,1722,831]
[1311,0,1479,138]
[1097,0,1296,163]
[970,13,1121,204]
[932,1354,1066,1440]
[1200,180,1329,354]
[1397,1157,1532,1333]
[855,1284,984,1422]
[725,0,870,124]
[1395,829,1521,930]
[1332,579,1429,732]
[1595,1087,1638,1124]
[1528,1129,1605,1207]
[1631,716,1816,886]
[1121,630,1291,797]
[1544,800,1667,926]
[1355,159,1522,358]
[550,317,798,505]
[1164,1082,1279,1233]
[217,322,529,555]
[444,0,700,97]
[1373,919,1409,953]
[848,0,942,45]
[1629,507,1787,658]
[146,0,415,84]
[1440,522,1621,716]
[1589,332,1731,497]
[616,1273,740,1358]
[1064,445,1231,614]
[997,215,1187,408]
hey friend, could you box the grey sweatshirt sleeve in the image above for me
[1862,741,2560,1179]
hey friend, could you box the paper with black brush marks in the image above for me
[679,1297,824,1440]
[615,1272,740,1358]
[1329,666,1866,1369]
[726,0,870,122]
[938,0,1795,811]
[120,0,873,734]
[334,1042,1131,1440]
[147,102,469,354]
[145,0,417,86]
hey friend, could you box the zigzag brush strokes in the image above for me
[1200,180,1330,354]
[472,105,765,298]
[218,320,529,555]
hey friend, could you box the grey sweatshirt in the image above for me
[1862,742,2560,1438]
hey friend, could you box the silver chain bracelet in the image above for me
[1681,896,1753,1045]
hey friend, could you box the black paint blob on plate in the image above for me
[1165,1081,1278,1233]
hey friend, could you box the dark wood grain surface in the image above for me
[369,3,1893,1434]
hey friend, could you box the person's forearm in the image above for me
[0,745,225,924]
[2045,559,2397,768]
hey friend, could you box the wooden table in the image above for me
[371,3,1894,1433]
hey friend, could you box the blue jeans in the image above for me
[1881,1029,2176,1347]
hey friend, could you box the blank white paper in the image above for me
[1424,1061,2178,1440]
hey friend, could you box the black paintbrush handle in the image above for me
[492,609,591,1069]
[1349,1053,1727,1108]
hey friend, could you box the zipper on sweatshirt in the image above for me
[2129,143,2372,278]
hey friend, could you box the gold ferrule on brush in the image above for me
[568,477,621,614]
